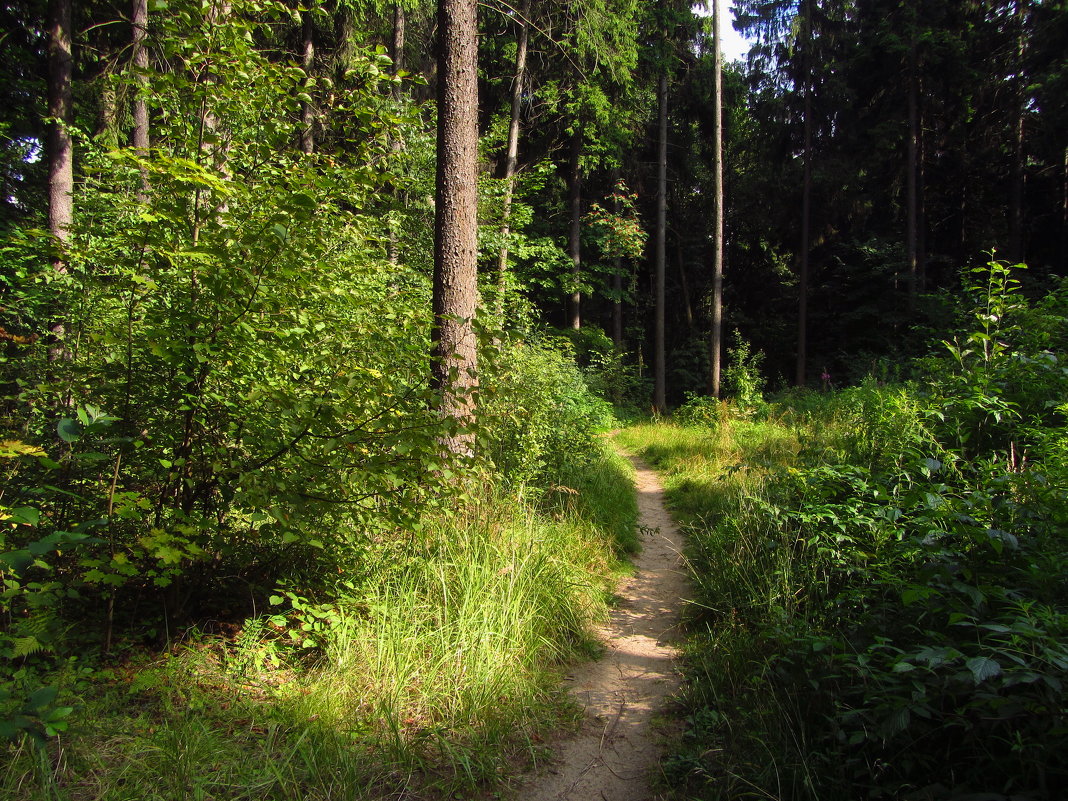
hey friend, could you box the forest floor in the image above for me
[516,449,689,801]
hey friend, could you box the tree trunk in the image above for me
[1062,147,1068,274]
[906,20,919,303]
[132,0,150,198]
[47,0,74,360]
[300,4,316,155]
[654,71,668,413]
[709,0,724,398]
[917,75,927,293]
[1008,0,1028,263]
[676,247,694,332]
[387,3,405,266]
[48,0,73,247]
[567,130,582,330]
[392,1,406,85]
[495,0,530,317]
[612,169,623,350]
[432,0,479,458]
[795,0,812,388]
[201,0,232,221]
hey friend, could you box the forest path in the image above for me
[518,450,689,801]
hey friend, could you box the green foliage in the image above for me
[672,393,728,429]
[582,180,647,263]
[0,445,635,800]
[722,333,768,417]
[631,265,1068,799]
[1,0,452,658]
[479,337,614,488]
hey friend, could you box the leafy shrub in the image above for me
[478,337,614,488]
[643,263,1068,799]
[673,393,729,429]
[722,334,768,418]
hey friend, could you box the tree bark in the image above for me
[387,3,405,265]
[567,130,582,330]
[392,1,406,83]
[795,0,812,388]
[917,75,926,293]
[654,71,668,413]
[709,0,724,398]
[432,0,479,458]
[495,0,530,317]
[1008,0,1028,263]
[48,0,73,246]
[906,19,919,303]
[300,3,316,155]
[132,0,150,198]
[47,0,74,360]
[611,169,624,350]
[676,247,694,332]
[1062,147,1068,274]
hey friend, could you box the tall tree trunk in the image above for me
[48,0,73,246]
[1008,0,1028,263]
[200,0,232,221]
[432,0,479,458]
[709,0,724,398]
[611,168,624,350]
[1062,147,1068,274]
[795,0,812,388]
[387,3,405,266]
[906,19,919,303]
[495,0,530,317]
[676,247,694,331]
[567,130,582,330]
[654,71,668,413]
[47,0,74,360]
[300,4,316,155]
[917,76,927,293]
[132,0,150,198]
[392,1,406,85]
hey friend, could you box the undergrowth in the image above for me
[0,443,635,800]
[626,264,1068,800]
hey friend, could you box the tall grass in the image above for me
[0,445,636,801]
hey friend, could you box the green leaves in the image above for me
[0,686,74,745]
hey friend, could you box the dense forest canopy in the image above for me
[2,0,1066,391]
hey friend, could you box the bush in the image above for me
[478,337,614,488]
[672,393,729,429]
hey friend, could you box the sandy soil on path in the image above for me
[517,451,689,801]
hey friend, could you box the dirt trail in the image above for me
[519,452,689,801]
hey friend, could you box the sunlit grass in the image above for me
[1,445,635,800]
